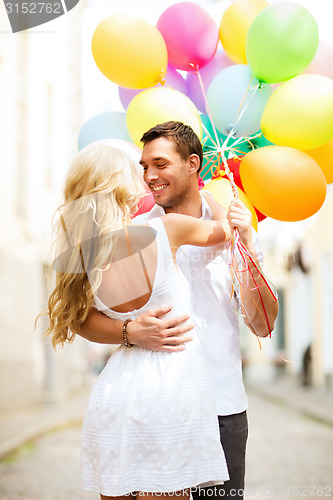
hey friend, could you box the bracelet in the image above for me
[122,318,133,348]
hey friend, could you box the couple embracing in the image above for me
[44,121,278,500]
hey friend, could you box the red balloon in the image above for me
[217,157,267,222]
[132,191,155,217]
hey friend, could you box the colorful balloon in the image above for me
[118,66,187,110]
[157,2,219,72]
[261,74,333,150]
[219,0,269,64]
[78,112,131,150]
[305,139,333,184]
[246,2,319,83]
[303,40,333,80]
[224,157,267,221]
[92,15,167,89]
[240,146,327,221]
[207,64,272,138]
[186,49,234,113]
[132,192,156,218]
[202,177,258,231]
[126,87,202,148]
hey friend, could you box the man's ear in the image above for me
[188,154,201,175]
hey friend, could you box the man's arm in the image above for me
[227,199,278,338]
[200,192,278,336]
[77,305,194,351]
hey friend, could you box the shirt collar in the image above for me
[200,193,213,220]
[149,193,212,220]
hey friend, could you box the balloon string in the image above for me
[269,338,291,363]
[193,65,222,151]
[193,66,240,198]
[228,229,279,341]
[238,246,272,338]
[233,76,258,126]
[159,67,167,85]
[194,63,279,345]
[238,240,278,302]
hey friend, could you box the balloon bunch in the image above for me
[77,0,333,336]
[79,0,333,225]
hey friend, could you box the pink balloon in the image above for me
[157,2,219,72]
[186,48,235,113]
[303,40,333,80]
[118,66,187,110]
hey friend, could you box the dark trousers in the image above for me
[192,411,248,500]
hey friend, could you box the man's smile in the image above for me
[150,183,169,194]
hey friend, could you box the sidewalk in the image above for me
[0,389,89,460]
[245,375,333,427]
[0,376,332,461]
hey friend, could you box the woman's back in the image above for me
[94,217,191,321]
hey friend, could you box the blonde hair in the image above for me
[41,144,145,348]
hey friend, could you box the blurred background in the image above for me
[0,0,332,498]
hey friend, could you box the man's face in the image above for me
[140,137,192,209]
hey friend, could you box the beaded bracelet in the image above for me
[122,318,133,348]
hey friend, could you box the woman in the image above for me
[43,144,232,500]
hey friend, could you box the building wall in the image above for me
[302,188,333,388]
[0,4,91,411]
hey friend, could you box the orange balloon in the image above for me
[219,0,269,64]
[240,146,327,221]
[202,177,258,231]
[305,139,333,184]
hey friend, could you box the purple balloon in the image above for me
[119,87,139,110]
[119,66,187,110]
[186,49,235,113]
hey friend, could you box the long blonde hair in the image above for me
[41,144,145,348]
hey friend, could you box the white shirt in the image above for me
[134,195,263,416]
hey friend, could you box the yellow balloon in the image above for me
[240,146,327,221]
[219,0,269,64]
[202,178,258,231]
[261,74,333,150]
[92,15,168,89]
[305,139,333,184]
[126,87,202,148]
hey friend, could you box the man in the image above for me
[78,121,278,499]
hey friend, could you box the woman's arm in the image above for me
[162,213,232,250]
[76,305,194,351]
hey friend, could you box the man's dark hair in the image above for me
[140,121,203,173]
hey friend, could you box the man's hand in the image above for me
[227,199,254,251]
[126,305,194,352]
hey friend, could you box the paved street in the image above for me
[245,392,333,500]
[0,391,332,500]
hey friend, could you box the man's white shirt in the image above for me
[134,195,263,416]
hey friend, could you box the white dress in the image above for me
[80,217,229,496]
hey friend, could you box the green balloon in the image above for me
[200,112,273,180]
[246,2,319,84]
[200,114,225,180]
